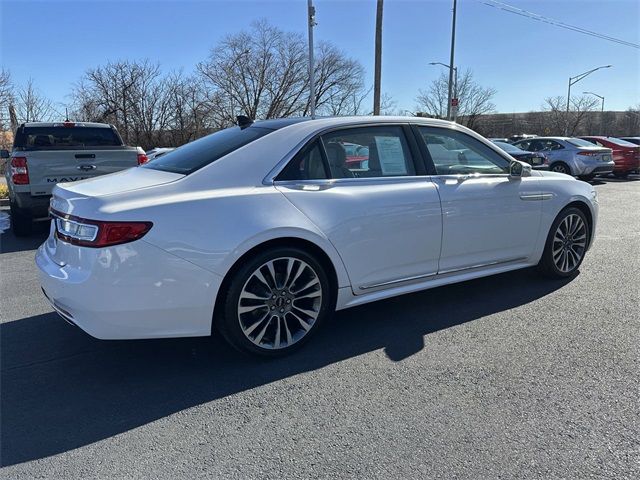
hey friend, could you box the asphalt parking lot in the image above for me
[1,177,639,479]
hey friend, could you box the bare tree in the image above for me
[415,69,496,129]
[14,79,56,124]
[197,20,366,122]
[0,68,13,131]
[542,95,599,136]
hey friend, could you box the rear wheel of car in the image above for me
[218,247,332,357]
[550,162,571,175]
[10,201,33,237]
[538,207,590,278]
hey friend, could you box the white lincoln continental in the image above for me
[37,117,598,356]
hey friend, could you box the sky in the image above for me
[1,0,639,116]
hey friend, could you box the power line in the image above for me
[480,0,640,49]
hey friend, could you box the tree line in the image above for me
[1,19,637,152]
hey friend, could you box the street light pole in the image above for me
[583,91,605,112]
[429,62,457,120]
[307,0,316,119]
[446,0,457,121]
[564,65,611,135]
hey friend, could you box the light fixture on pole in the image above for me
[307,0,316,119]
[429,62,458,121]
[565,65,611,134]
[583,91,605,112]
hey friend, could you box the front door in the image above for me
[416,126,542,273]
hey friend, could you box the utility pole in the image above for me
[564,65,611,135]
[446,0,457,121]
[373,0,384,115]
[307,0,316,118]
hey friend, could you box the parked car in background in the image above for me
[509,134,537,143]
[491,141,549,170]
[617,137,640,146]
[488,138,511,143]
[512,136,614,180]
[2,121,147,236]
[37,116,598,357]
[146,147,175,161]
[579,136,640,178]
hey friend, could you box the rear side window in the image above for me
[14,127,122,149]
[277,142,328,181]
[143,126,273,175]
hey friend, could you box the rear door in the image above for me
[13,125,138,196]
[275,124,443,294]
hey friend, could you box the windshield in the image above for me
[493,141,523,153]
[143,126,273,175]
[566,138,600,148]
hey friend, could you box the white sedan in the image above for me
[36,116,598,356]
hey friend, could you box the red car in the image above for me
[580,136,640,177]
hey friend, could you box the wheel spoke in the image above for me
[292,305,319,319]
[242,310,270,336]
[254,315,274,345]
[294,290,322,300]
[292,278,319,295]
[253,269,273,290]
[289,310,312,331]
[287,262,306,289]
[266,261,278,289]
[274,316,281,349]
[240,291,270,301]
[283,315,293,345]
[238,304,268,315]
[283,258,295,290]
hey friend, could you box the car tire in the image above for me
[10,201,33,237]
[538,206,590,278]
[613,172,629,179]
[550,162,571,175]
[217,246,333,357]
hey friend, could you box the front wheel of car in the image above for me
[538,207,590,278]
[218,247,333,357]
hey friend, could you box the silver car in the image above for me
[512,137,614,180]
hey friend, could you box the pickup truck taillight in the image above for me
[10,157,29,184]
[137,153,149,165]
[51,209,153,248]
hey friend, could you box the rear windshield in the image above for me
[566,138,599,148]
[14,126,122,149]
[143,126,273,175]
[604,137,638,147]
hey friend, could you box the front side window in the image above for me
[418,127,509,175]
[320,126,416,179]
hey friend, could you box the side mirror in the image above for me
[509,160,531,178]
[0,149,9,159]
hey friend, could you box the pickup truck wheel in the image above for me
[10,202,33,237]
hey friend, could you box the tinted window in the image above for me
[277,142,328,181]
[144,126,272,175]
[566,138,597,148]
[494,141,524,154]
[604,138,638,147]
[14,126,121,149]
[320,126,416,178]
[418,127,509,175]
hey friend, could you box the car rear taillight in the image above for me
[51,209,152,248]
[10,156,29,184]
[137,153,149,165]
[577,151,599,156]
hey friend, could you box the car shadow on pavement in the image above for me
[1,267,574,467]
[0,222,50,254]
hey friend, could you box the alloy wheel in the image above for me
[552,214,587,273]
[237,257,323,350]
[552,164,568,174]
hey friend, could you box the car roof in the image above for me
[20,121,113,128]
[514,136,571,141]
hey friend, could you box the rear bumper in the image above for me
[613,157,640,173]
[36,231,222,339]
